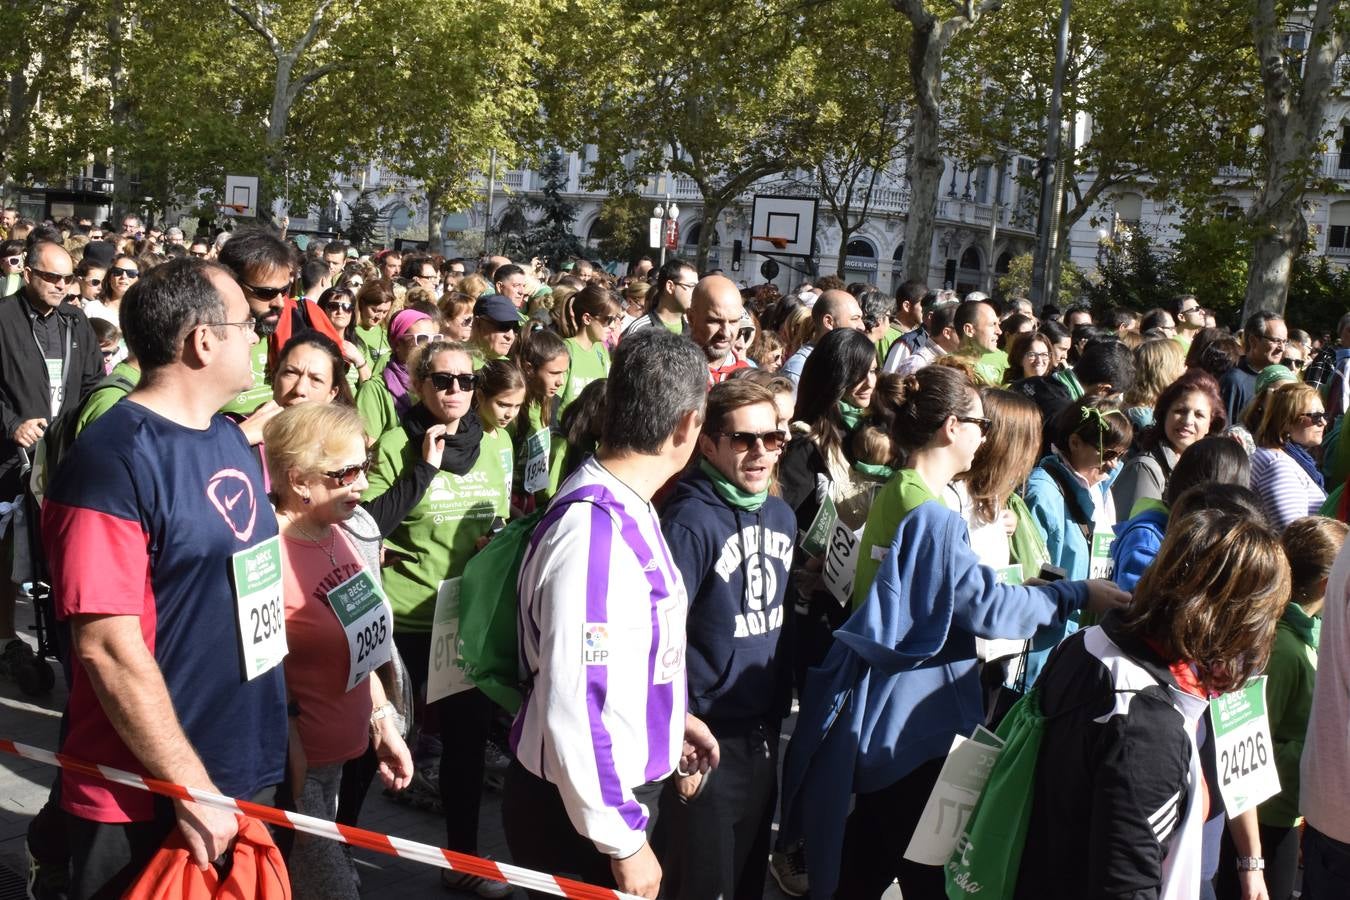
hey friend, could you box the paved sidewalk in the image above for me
[0,595,890,899]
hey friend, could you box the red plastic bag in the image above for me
[123,815,292,899]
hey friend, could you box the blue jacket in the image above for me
[778,501,1087,898]
[1111,505,1167,593]
[1024,453,1114,580]
[661,466,796,723]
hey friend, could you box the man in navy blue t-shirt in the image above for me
[43,257,286,898]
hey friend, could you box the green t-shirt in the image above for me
[75,362,141,435]
[366,425,509,632]
[512,402,568,501]
[854,468,944,607]
[661,316,684,335]
[876,326,903,368]
[478,425,514,517]
[219,340,272,416]
[355,377,400,442]
[975,349,1009,386]
[355,323,391,375]
[560,337,611,413]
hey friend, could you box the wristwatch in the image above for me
[370,703,396,726]
[1235,857,1265,871]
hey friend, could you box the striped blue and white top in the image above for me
[511,457,688,858]
[1251,447,1326,531]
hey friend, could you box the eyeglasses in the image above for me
[736,327,756,343]
[711,430,787,452]
[28,268,76,286]
[214,320,258,336]
[428,371,477,393]
[1179,305,1202,316]
[241,281,289,301]
[110,266,139,279]
[322,301,354,313]
[1023,351,1051,361]
[672,280,699,290]
[1258,334,1286,346]
[323,459,372,486]
[1300,411,1329,425]
[956,415,992,435]
[403,332,445,346]
[189,250,208,259]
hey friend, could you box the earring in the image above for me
[301,494,311,505]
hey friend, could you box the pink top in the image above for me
[281,527,373,766]
[1302,538,1350,842]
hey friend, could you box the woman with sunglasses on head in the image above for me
[555,283,618,413]
[262,402,413,900]
[317,286,372,391]
[1251,381,1328,530]
[354,306,442,441]
[782,364,1128,900]
[84,253,139,327]
[363,340,512,898]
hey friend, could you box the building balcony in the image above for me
[1326,243,1350,257]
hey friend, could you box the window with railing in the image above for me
[1328,202,1350,254]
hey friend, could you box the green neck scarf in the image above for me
[853,460,896,480]
[699,458,768,511]
[838,401,865,431]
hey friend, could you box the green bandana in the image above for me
[838,402,865,431]
[853,460,896,479]
[699,458,768,511]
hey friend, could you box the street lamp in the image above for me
[330,189,343,233]
[650,197,680,265]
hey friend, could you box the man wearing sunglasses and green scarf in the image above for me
[658,379,796,900]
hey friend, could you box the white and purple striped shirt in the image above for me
[511,457,688,858]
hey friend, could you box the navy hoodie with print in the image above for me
[661,464,797,725]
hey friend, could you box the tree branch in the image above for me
[292,0,342,61]
[227,1,281,56]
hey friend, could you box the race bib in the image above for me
[994,564,1023,585]
[327,569,393,692]
[822,521,862,607]
[652,589,687,685]
[427,578,474,703]
[45,358,63,417]
[1211,677,1281,817]
[232,536,287,681]
[1088,530,1115,579]
[904,727,1006,865]
[523,428,551,494]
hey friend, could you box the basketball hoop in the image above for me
[752,235,790,250]
[222,203,250,214]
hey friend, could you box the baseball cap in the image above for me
[474,294,519,324]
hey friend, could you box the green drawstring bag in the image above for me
[456,508,547,714]
[945,687,1048,899]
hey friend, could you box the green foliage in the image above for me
[1084,228,1174,312]
[595,191,655,266]
[526,148,584,269]
[1166,214,1251,326]
[1286,254,1350,340]
[999,251,1086,306]
[343,192,383,249]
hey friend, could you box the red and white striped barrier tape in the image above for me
[0,738,638,899]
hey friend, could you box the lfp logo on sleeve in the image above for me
[583,623,609,665]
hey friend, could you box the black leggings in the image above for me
[834,756,948,900]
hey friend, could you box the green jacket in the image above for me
[219,340,272,416]
[355,377,400,442]
[1258,602,1319,827]
[366,422,509,633]
[76,362,141,434]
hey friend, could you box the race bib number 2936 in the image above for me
[232,535,287,681]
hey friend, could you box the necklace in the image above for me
[290,515,338,568]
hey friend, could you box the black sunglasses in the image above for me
[109,266,139,279]
[1300,411,1329,426]
[84,277,102,286]
[241,281,289,301]
[29,268,76,286]
[429,371,477,393]
[712,430,787,452]
[956,415,992,435]
[737,327,756,343]
[322,301,354,313]
[323,459,372,486]
[488,320,521,334]
[1287,357,1306,370]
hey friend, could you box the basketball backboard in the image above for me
[223,174,259,218]
[749,195,817,259]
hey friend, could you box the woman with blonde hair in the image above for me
[264,402,413,899]
[458,272,490,300]
[780,303,814,359]
[1251,380,1328,529]
[1123,338,1186,433]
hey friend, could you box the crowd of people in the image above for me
[2,205,1350,900]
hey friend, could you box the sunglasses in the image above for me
[488,321,521,334]
[29,268,76,286]
[241,281,288,301]
[84,277,102,286]
[3,255,21,267]
[1099,448,1125,465]
[592,314,621,327]
[1300,411,1329,425]
[322,301,354,313]
[110,266,139,279]
[1287,357,1306,370]
[712,430,788,452]
[404,332,445,346]
[429,371,478,393]
[323,459,372,486]
[189,250,209,258]
[956,415,992,435]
